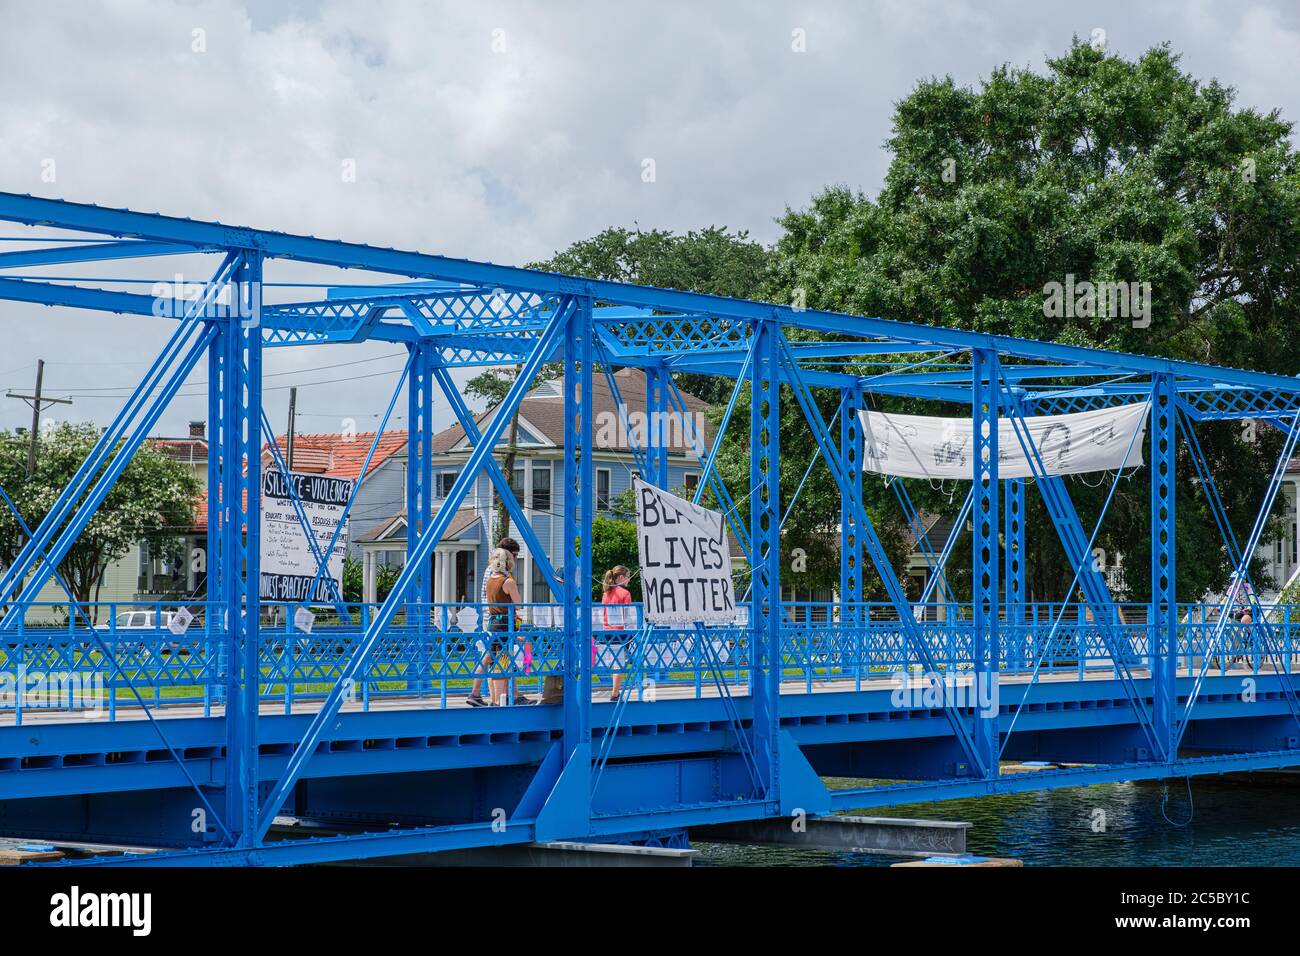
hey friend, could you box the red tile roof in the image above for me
[264,431,409,481]
[149,437,209,464]
[190,431,408,532]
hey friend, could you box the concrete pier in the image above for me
[693,814,970,858]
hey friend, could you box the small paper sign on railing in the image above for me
[455,606,480,632]
[294,606,315,635]
[168,607,194,636]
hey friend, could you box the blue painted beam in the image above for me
[0,239,210,269]
[2,191,1299,394]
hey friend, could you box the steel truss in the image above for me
[2,190,1300,865]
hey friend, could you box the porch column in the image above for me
[363,550,376,605]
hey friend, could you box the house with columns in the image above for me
[352,367,717,605]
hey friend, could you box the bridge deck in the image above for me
[1,662,1274,727]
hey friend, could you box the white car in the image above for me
[114,610,181,631]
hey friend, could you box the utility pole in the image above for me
[6,360,72,479]
[285,386,297,471]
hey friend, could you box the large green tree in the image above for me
[0,424,202,606]
[763,40,1300,603]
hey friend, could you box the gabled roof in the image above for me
[356,507,481,544]
[428,367,714,456]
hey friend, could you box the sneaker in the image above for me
[465,694,488,707]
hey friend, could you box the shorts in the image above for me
[488,619,512,673]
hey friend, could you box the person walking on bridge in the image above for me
[466,538,522,706]
[600,566,634,702]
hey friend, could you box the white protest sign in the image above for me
[858,403,1147,480]
[634,477,736,625]
[259,471,353,603]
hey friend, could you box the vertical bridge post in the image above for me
[406,340,434,691]
[749,318,781,800]
[971,349,1001,777]
[223,253,263,847]
[645,362,670,487]
[561,295,594,802]
[839,385,865,631]
[1004,478,1026,670]
[1150,373,1178,759]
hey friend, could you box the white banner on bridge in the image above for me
[634,477,737,625]
[858,403,1147,480]
[260,471,353,603]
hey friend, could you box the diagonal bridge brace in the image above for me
[0,484,234,843]
[775,333,990,777]
[0,254,238,614]
[1000,379,1166,761]
[427,361,562,595]
[251,296,575,842]
[1171,404,1300,751]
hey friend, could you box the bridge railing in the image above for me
[2,598,1297,722]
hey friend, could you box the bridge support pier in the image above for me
[693,814,969,859]
[343,840,696,867]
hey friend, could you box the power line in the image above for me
[34,352,408,396]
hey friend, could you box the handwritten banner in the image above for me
[259,471,353,603]
[858,403,1147,480]
[634,477,736,625]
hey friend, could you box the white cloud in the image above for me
[0,0,1297,436]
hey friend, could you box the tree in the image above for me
[764,40,1300,602]
[589,515,641,602]
[532,225,771,404]
[341,555,399,604]
[530,226,893,596]
[467,225,772,544]
[0,423,202,606]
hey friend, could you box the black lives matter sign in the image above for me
[634,477,736,625]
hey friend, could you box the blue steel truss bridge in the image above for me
[1,191,1299,866]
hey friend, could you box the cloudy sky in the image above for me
[1,0,1298,437]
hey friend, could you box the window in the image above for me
[510,466,526,506]
[596,468,611,512]
[531,559,551,603]
[682,472,700,494]
[532,465,552,513]
[436,471,457,499]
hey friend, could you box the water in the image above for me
[695,775,1300,866]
